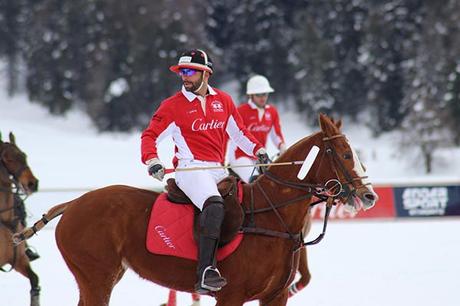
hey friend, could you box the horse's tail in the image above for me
[12,202,70,245]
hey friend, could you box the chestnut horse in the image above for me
[15,114,378,306]
[0,132,40,306]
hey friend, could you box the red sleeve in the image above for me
[226,99,263,157]
[140,102,173,164]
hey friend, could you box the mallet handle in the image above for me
[164,160,304,174]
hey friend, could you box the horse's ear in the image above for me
[9,132,16,144]
[318,113,331,133]
[318,113,326,131]
[318,113,340,136]
[336,118,343,130]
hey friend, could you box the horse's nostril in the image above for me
[364,192,376,201]
[29,180,39,192]
[361,192,378,210]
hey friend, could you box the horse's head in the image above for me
[0,132,39,195]
[275,113,378,213]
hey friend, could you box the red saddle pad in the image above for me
[146,193,243,261]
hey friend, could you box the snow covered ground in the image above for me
[1,78,459,305]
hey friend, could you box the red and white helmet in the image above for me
[169,49,213,74]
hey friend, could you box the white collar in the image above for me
[248,99,267,110]
[181,85,217,102]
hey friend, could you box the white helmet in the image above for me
[246,75,274,95]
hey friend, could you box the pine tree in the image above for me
[362,0,424,134]
[291,0,368,123]
[399,1,454,173]
[0,0,25,95]
[207,0,296,100]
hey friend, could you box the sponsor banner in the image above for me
[394,185,460,217]
[311,187,396,220]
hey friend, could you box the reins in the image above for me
[0,182,25,273]
[241,170,334,247]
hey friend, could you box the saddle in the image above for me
[165,176,244,246]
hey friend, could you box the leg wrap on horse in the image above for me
[195,196,227,293]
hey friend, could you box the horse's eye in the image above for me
[343,152,352,160]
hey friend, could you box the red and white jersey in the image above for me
[141,86,263,166]
[233,100,285,160]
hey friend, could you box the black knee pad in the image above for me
[200,196,225,239]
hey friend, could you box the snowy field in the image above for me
[1,75,459,305]
[3,194,460,306]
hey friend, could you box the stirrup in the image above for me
[195,266,227,293]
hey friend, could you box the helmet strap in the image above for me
[194,71,207,96]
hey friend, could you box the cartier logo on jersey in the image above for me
[192,118,225,131]
[248,123,271,132]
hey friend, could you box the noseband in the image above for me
[322,134,371,202]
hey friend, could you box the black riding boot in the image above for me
[195,196,227,294]
[25,244,40,261]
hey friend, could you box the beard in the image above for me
[183,79,202,92]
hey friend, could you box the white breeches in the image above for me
[229,157,258,183]
[175,159,228,210]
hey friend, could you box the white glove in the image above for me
[279,143,287,154]
[255,148,270,173]
[146,158,165,181]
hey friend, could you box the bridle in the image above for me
[0,143,31,183]
[240,132,371,302]
[322,134,371,202]
[0,143,30,272]
[242,133,369,246]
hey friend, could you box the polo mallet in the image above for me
[164,145,320,180]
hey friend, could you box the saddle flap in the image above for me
[146,193,244,261]
[165,176,244,246]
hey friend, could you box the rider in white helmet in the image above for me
[228,75,286,183]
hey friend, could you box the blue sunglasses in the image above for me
[179,68,199,76]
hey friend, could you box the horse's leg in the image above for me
[259,289,289,306]
[215,292,245,306]
[161,291,200,306]
[297,247,311,288]
[26,265,40,306]
[75,264,125,306]
[288,247,311,298]
[62,252,126,306]
[160,290,177,306]
[14,253,40,306]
